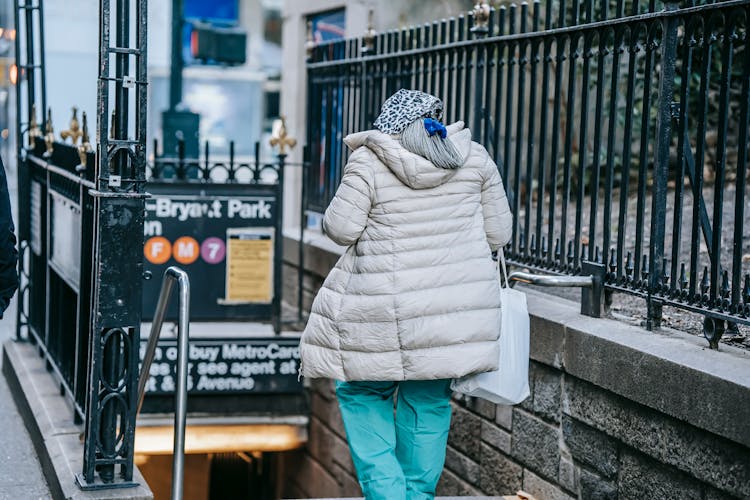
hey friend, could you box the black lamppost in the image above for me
[169,0,184,110]
[162,0,200,160]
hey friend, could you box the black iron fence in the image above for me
[306,0,750,342]
[149,138,283,183]
[17,137,96,421]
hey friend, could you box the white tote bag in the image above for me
[451,248,530,405]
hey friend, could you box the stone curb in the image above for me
[522,288,750,448]
[2,340,153,500]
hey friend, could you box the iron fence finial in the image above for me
[305,20,315,61]
[471,2,491,35]
[270,115,297,155]
[77,111,91,169]
[44,108,54,156]
[61,106,83,146]
[362,9,376,54]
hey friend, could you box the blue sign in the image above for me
[185,0,239,23]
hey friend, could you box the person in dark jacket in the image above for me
[0,155,18,318]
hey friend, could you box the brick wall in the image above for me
[281,237,750,499]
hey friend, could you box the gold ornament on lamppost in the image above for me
[44,108,54,156]
[61,106,83,145]
[362,9,376,54]
[305,20,315,61]
[77,111,92,169]
[471,1,491,35]
[269,115,297,156]
[28,104,42,147]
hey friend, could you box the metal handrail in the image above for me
[506,267,603,318]
[137,266,190,500]
[508,271,593,288]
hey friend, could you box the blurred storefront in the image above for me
[40,0,283,161]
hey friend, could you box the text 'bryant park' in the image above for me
[0,0,749,500]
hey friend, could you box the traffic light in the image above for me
[162,109,200,160]
[190,22,246,65]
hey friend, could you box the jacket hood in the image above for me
[343,121,472,189]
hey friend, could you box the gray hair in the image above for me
[399,118,464,170]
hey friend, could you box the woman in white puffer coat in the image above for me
[300,89,512,500]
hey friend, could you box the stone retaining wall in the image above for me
[281,235,750,499]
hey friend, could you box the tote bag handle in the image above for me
[498,247,510,289]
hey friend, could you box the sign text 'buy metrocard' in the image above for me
[140,338,302,395]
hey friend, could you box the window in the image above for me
[305,9,346,213]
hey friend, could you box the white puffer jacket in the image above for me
[300,121,512,381]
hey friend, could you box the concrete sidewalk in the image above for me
[0,296,51,499]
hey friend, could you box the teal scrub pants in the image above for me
[335,379,453,500]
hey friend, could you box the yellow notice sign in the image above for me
[224,228,274,304]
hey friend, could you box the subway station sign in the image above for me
[139,338,303,394]
[142,183,278,321]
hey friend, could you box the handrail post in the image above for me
[581,261,606,318]
[136,266,190,500]
[171,270,190,500]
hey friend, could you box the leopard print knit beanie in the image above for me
[375,89,464,170]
